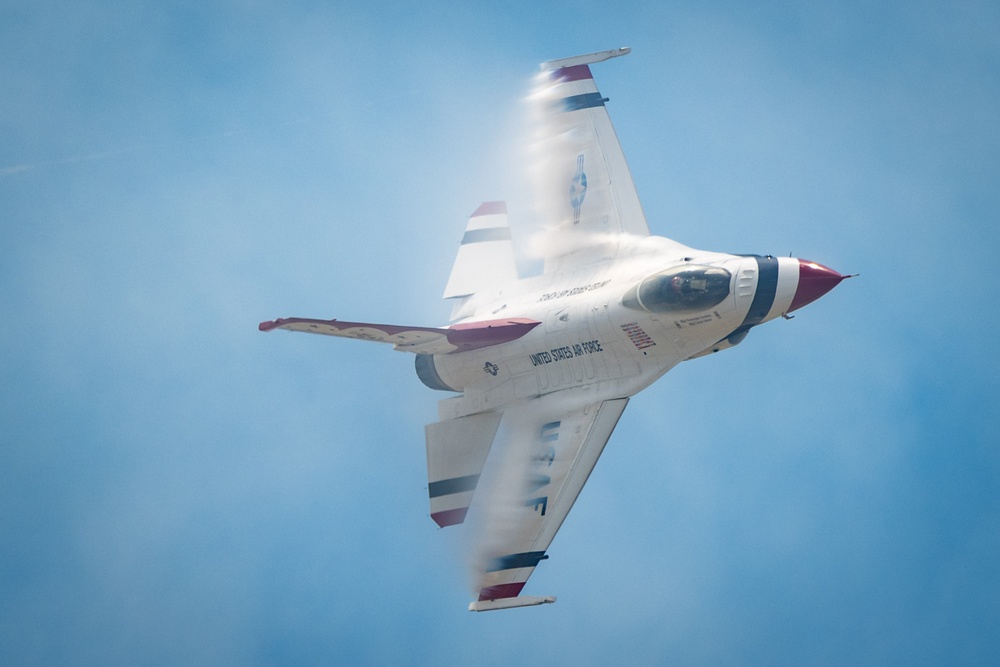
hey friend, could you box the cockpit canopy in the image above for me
[622,265,732,314]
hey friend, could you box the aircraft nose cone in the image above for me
[788,260,847,313]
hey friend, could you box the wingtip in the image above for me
[539,47,632,71]
[468,596,557,612]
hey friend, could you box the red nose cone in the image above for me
[788,260,846,313]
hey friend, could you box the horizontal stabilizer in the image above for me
[259,317,540,355]
[468,596,556,612]
[425,411,502,527]
[443,201,519,300]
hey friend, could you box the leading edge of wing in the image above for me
[258,316,540,355]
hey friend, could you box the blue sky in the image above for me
[2,1,998,664]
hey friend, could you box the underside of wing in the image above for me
[529,48,651,273]
[465,391,628,610]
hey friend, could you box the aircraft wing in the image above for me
[531,48,661,272]
[259,317,540,355]
[467,391,628,611]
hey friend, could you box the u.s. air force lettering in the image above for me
[529,340,604,366]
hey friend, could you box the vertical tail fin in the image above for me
[442,202,519,302]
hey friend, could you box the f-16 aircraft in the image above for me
[260,48,850,612]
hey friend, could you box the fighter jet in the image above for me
[260,48,850,612]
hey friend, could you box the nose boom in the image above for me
[788,260,847,313]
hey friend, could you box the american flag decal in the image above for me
[621,322,656,350]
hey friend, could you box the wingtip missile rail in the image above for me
[468,596,557,612]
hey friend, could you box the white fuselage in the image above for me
[425,237,801,420]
